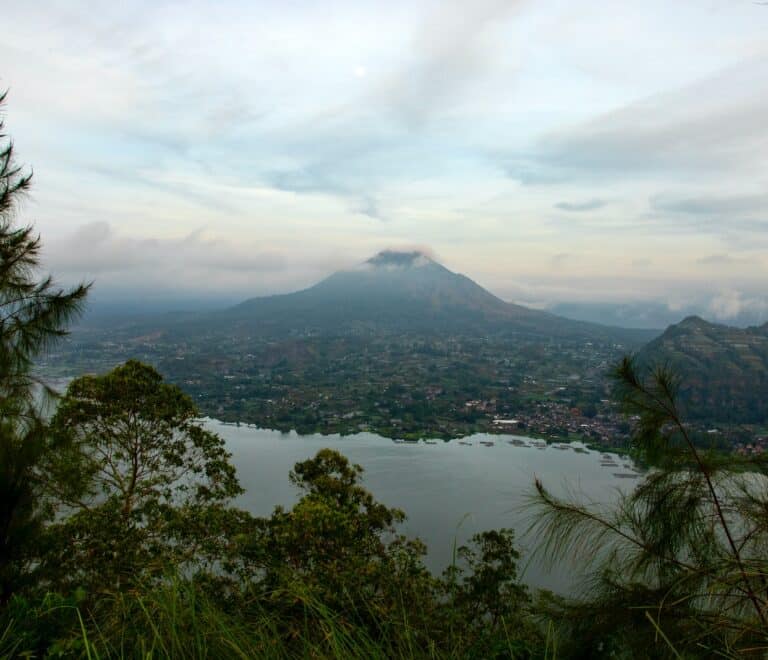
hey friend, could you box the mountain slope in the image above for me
[220,251,654,344]
[637,315,768,422]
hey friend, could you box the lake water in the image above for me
[213,420,639,594]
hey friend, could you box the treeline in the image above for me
[3,93,768,657]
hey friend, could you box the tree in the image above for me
[43,360,245,593]
[248,448,432,592]
[441,529,538,658]
[241,449,439,646]
[0,92,89,603]
[239,449,541,656]
[528,357,768,656]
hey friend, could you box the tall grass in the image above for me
[2,578,547,659]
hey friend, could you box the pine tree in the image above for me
[0,91,89,602]
[527,357,768,656]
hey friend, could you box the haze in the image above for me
[2,0,767,326]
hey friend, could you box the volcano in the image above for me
[217,250,653,343]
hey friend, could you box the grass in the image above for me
[1,579,548,659]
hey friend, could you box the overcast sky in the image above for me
[2,0,767,322]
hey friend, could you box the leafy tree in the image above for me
[239,449,541,656]
[528,357,768,656]
[0,92,89,603]
[43,360,246,593]
[245,449,436,623]
[442,529,538,658]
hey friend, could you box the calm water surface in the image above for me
[210,421,638,594]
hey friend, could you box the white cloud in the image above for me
[42,222,341,298]
[707,290,768,322]
[505,55,768,183]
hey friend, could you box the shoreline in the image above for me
[204,416,639,462]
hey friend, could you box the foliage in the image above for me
[247,449,424,586]
[1,441,541,658]
[0,91,89,604]
[42,360,246,593]
[240,449,540,656]
[0,416,53,605]
[442,529,538,658]
[0,92,89,413]
[527,356,768,656]
[1,575,543,660]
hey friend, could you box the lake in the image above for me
[213,420,639,594]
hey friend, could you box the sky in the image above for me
[2,0,768,325]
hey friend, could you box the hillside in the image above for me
[638,316,768,423]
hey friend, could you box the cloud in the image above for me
[267,166,345,197]
[707,290,768,322]
[504,55,768,184]
[550,252,573,266]
[353,195,385,221]
[651,193,768,217]
[646,191,768,238]
[695,254,753,267]
[554,198,606,212]
[376,0,524,127]
[265,160,389,220]
[42,222,312,297]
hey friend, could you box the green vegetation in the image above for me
[42,360,245,596]
[0,90,89,606]
[5,401,542,657]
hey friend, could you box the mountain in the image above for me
[637,315,768,422]
[216,250,655,344]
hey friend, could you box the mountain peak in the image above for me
[677,315,709,328]
[365,250,434,269]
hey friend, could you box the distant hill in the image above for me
[213,250,655,344]
[637,316,768,423]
